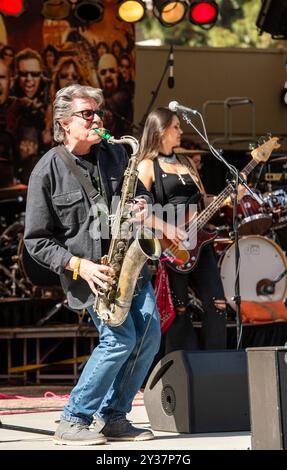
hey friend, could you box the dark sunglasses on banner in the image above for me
[18,71,42,78]
[100,68,116,76]
[59,73,79,81]
[72,109,106,121]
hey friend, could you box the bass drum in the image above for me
[18,237,61,287]
[220,235,287,303]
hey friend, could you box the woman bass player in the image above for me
[138,107,246,352]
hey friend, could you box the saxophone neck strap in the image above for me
[56,145,102,204]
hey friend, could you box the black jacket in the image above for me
[24,141,153,309]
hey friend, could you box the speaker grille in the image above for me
[161,386,176,415]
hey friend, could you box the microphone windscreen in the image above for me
[168,101,178,112]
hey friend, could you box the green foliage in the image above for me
[139,0,279,48]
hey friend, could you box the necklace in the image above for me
[158,152,187,185]
[176,170,186,185]
[158,152,177,164]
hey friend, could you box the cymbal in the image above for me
[174,147,209,155]
[0,183,28,200]
[214,238,233,244]
[0,183,27,190]
[270,156,287,162]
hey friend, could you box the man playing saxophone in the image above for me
[24,84,161,446]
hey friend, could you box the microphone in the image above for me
[168,100,198,115]
[167,46,174,89]
[256,278,275,296]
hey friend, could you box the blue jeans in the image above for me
[62,282,161,425]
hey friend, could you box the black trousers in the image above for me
[166,244,227,351]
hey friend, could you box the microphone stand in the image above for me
[180,111,262,349]
[138,46,173,130]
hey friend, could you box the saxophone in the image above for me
[93,129,161,327]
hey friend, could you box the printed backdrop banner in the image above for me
[0,0,135,187]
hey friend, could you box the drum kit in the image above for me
[216,154,287,305]
[0,161,62,300]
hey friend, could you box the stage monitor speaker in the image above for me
[247,346,287,450]
[144,349,250,434]
[256,0,287,38]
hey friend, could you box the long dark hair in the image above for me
[139,107,177,161]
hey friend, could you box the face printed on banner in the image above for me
[119,57,131,82]
[58,63,80,89]
[17,58,42,98]
[2,47,15,67]
[97,54,118,94]
[0,59,10,105]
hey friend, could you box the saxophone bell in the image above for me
[94,227,161,327]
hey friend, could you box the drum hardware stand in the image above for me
[257,268,287,296]
[0,258,31,297]
[10,261,19,297]
[36,298,80,327]
[267,163,273,193]
[180,110,264,349]
[252,162,265,191]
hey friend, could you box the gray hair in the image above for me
[53,84,104,143]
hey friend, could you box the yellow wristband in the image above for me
[73,257,81,281]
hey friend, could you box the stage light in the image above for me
[189,1,219,29]
[74,1,104,23]
[117,1,145,23]
[41,0,103,23]
[0,0,25,16]
[41,0,70,20]
[153,1,188,27]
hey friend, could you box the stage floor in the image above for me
[0,387,250,451]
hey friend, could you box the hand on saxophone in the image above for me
[67,257,115,294]
[130,198,148,223]
[80,259,115,294]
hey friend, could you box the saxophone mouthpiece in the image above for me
[94,127,111,141]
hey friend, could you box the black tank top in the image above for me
[152,159,200,207]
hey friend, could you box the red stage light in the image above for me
[0,0,25,16]
[189,1,218,28]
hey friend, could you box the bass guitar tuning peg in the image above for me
[248,142,256,150]
[257,136,267,146]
